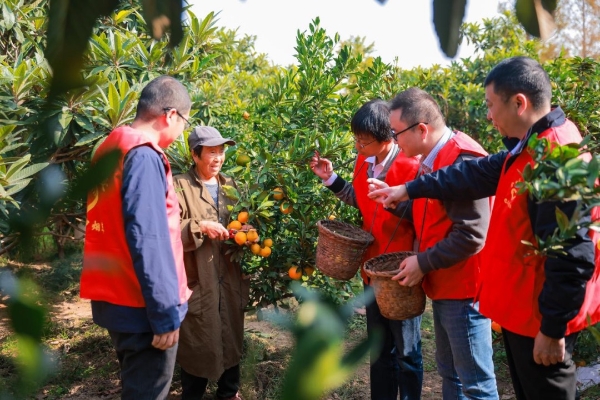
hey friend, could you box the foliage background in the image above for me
[0,0,599,396]
[1,0,599,307]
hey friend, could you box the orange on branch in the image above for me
[234,231,247,246]
[272,187,284,200]
[246,229,259,242]
[228,220,242,230]
[263,238,273,248]
[250,243,261,255]
[237,211,249,223]
[280,201,293,215]
[491,321,502,334]
[259,246,272,257]
[288,266,302,280]
[303,266,315,276]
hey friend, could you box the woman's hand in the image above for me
[200,221,229,240]
[309,151,334,181]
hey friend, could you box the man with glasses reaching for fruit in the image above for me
[370,87,498,400]
[310,99,423,400]
[369,58,600,400]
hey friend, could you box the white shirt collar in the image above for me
[365,143,398,179]
[422,127,454,170]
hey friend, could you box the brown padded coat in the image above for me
[174,168,250,380]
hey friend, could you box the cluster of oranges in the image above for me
[287,265,315,280]
[227,211,273,258]
[273,187,293,215]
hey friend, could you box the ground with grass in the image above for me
[1,254,599,399]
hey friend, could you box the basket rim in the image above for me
[317,219,374,244]
[363,269,400,278]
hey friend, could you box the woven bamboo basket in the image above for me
[315,220,374,281]
[363,251,426,320]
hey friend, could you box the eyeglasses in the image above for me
[354,138,377,149]
[391,122,428,140]
[163,107,191,128]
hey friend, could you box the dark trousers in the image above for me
[365,284,423,400]
[108,330,178,400]
[502,329,579,400]
[181,364,240,400]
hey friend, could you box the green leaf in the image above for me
[433,0,467,57]
[8,163,49,183]
[555,207,569,232]
[2,3,16,30]
[75,131,105,147]
[5,180,31,196]
[222,185,240,202]
[113,9,135,24]
[5,154,31,181]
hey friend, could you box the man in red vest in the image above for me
[310,99,423,400]
[369,57,599,400]
[81,75,193,399]
[369,88,498,399]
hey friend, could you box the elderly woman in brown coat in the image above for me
[174,126,249,400]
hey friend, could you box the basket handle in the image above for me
[381,200,412,254]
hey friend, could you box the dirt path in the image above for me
[1,296,514,399]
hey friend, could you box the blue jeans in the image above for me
[432,299,498,400]
[109,330,178,400]
[365,284,423,400]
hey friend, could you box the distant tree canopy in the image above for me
[500,0,600,59]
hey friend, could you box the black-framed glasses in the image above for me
[354,138,377,149]
[391,122,428,140]
[163,107,191,128]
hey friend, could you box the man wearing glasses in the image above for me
[370,59,599,400]
[310,99,423,400]
[371,88,498,399]
[81,75,193,399]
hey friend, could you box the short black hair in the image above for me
[350,99,392,142]
[484,56,551,110]
[388,87,445,129]
[135,75,192,122]
[192,145,203,158]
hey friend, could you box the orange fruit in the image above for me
[237,211,249,223]
[280,201,293,215]
[242,111,250,120]
[246,229,259,242]
[236,154,251,166]
[259,246,272,257]
[250,243,261,255]
[273,187,284,200]
[491,321,502,334]
[328,215,335,220]
[234,231,247,246]
[288,266,302,280]
[303,266,315,276]
[228,220,242,230]
[263,238,273,248]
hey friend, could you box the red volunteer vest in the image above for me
[353,150,420,283]
[413,132,489,300]
[80,126,191,307]
[478,120,600,337]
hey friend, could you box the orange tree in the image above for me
[198,18,388,310]
[2,0,599,312]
